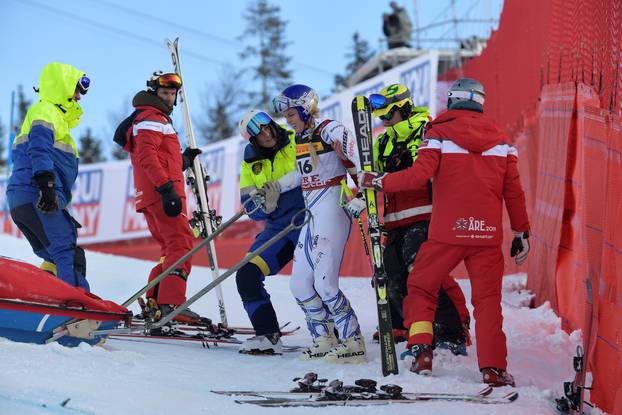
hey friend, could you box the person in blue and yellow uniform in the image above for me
[7,62,90,290]
[369,84,471,354]
[235,110,305,355]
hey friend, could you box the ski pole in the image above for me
[121,195,263,308]
[93,208,311,336]
[150,208,311,329]
[340,179,372,270]
[48,195,265,344]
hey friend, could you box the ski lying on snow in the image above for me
[215,374,518,407]
[108,333,302,352]
[213,387,494,399]
[234,391,518,407]
[126,320,298,336]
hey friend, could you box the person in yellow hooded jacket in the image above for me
[7,62,90,290]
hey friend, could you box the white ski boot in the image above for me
[239,333,282,355]
[299,333,339,360]
[324,335,367,364]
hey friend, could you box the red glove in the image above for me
[357,171,386,192]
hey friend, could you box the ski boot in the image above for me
[409,344,433,375]
[324,335,367,364]
[239,333,282,355]
[372,328,408,343]
[139,298,209,325]
[299,333,339,360]
[434,340,468,356]
[157,304,205,325]
[432,319,470,356]
[136,297,160,321]
[481,367,516,387]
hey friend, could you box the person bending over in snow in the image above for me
[8,62,91,291]
[235,110,305,355]
[359,78,530,386]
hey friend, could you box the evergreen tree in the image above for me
[239,0,292,110]
[17,84,32,126]
[198,68,243,143]
[333,32,375,92]
[79,128,105,164]
[111,143,129,160]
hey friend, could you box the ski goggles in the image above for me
[77,76,90,95]
[156,73,183,89]
[369,93,389,111]
[272,95,299,114]
[370,93,400,120]
[245,111,272,138]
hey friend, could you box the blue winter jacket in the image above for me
[8,62,85,207]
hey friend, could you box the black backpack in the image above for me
[113,109,145,152]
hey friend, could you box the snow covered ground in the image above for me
[0,233,594,414]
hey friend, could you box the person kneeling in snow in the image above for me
[359,78,530,387]
[235,110,305,355]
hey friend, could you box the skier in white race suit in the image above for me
[272,84,367,363]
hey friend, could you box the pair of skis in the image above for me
[165,37,227,326]
[213,372,519,407]
[351,96,399,375]
[109,320,302,353]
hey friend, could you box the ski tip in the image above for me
[505,391,519,401]
[479,386,494,396]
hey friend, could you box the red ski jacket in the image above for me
[382,109,529,246]
[128,91,185,211]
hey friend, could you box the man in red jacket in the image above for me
[126,71,202,323]
[359,78,530,387]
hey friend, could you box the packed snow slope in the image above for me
[0,234,596,414]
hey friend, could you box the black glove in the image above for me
[156,181,182,217]
[510,230,530,265]
[33,171,58,213]
[181,147,202,171]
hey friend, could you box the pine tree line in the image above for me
[6,0,376,161]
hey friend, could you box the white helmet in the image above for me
[238,109,274,140]
[447,78,485,111]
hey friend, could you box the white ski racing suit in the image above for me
[281,118,363,340]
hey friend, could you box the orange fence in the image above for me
[448,0,622,412]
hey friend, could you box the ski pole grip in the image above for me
[291,208,312,230]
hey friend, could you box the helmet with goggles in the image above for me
[146,71,183,92]
[369,83,413,120]
[447,78,485,112]
[272,84,318,123]
[239,110,275,140]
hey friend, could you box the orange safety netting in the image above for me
[448,0,622,413]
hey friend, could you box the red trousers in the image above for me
[143,199,194,305]
[441,275,470,325]
[404,239,507,370]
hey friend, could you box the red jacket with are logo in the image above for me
[128,91,185,212]
[382,109,529,246]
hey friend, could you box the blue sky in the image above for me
[2,0,502,157]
